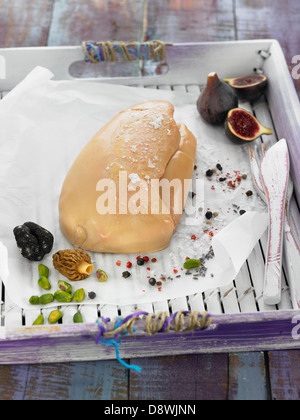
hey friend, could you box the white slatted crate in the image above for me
[0,40,300,364]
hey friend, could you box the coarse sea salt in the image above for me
[129,173,140,184]
[149,115,164,129]
[148,159,155,169]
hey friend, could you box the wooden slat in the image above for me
[228,352,270,400]
[0,0,54,48]
[269,350,300,401]
[129,353,229,400]
[268,350,300,400]
[0,361,129,400]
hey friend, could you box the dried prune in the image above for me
[13,222,54,261]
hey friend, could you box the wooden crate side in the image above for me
[0,311,300,364]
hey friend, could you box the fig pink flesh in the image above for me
[229,110,260,139]
[232,75,265,87]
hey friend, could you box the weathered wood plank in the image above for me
[129,354,229,400]
[144,0,236,42]
[0,360,129,400]
[228,352,270,400]
[235,0,300,98]
[48,0,145,45]
[0,364,29,400]
[268,350,300,400]
[0,0,54,48]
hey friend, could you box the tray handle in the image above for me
[82,40,172,63]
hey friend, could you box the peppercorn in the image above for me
[126,261,132,269]
[239,210,246,215]
[219,177,227,182]
[137,258,145,266]
[149,278,156,286]
[246,190,253,197]
[122,271,131,278]
[216,164,223,171]
[143,256,149,262]
[205,211,213,220]
[206,169,214,177]
[88,291,96,300]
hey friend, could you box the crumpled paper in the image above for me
[0,67,268,309]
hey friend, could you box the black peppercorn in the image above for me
[122,271,131,278]
[219,177,227,182]
[137,258,145,266]
[205,211,213,220]
[88,291,96,300]
[246,190,253,197]
[149,278,156,286]
[216,163,223,171]
[239,210,246,215]
[206,169,214,177]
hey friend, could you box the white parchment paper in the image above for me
[0,67,268,309]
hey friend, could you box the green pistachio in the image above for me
[38,263,49,278]
[58,280,72,294]
[183,259,201,270]
[48,310,63,325]
[32,314,44,326]
[73,288,85,303]
[54,290,73,303]
[96,269,108,282]
[38,276,51,291]
[29,296,40,305]
[73,312,83,324]
[38,293,54,305]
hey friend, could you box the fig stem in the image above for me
[261,126,273,135]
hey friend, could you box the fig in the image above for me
[225,108,272,144]
[197,72,238,125]
[223,74,267,103]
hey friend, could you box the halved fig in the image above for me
[225,108,272,144]
[223,74,267,103]
[197,72,238,125]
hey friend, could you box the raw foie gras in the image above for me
[59,101,197,253]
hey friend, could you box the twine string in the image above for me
[95,310,212,373]
[82,40,172,63]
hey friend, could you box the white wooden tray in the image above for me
[0,40,300,364]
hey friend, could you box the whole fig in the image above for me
[197,72,238,125]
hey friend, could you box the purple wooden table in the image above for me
[0,0,300,401]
